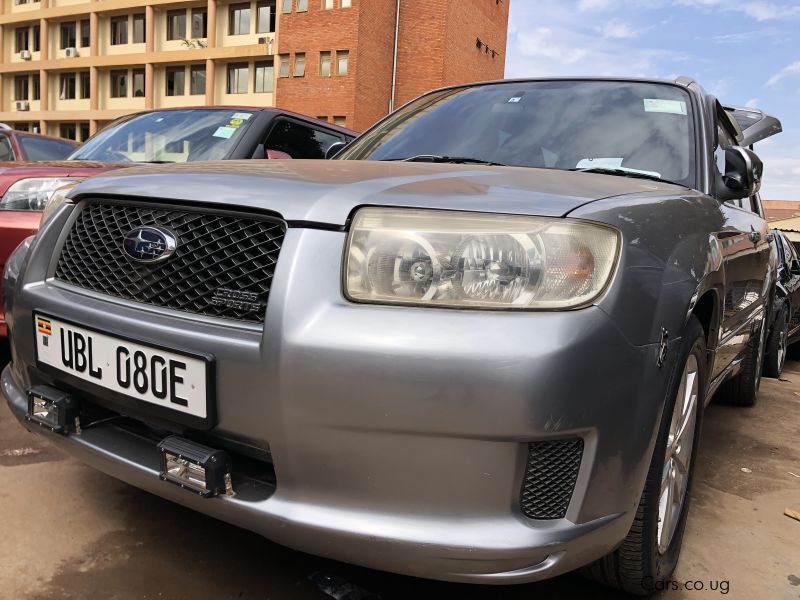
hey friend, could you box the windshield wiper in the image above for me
[384,155,507,166]
[569,167,685,187]
[138,160,176,164]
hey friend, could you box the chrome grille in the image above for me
[54,201,285,323]
[520,439,583,520]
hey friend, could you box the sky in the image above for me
[504,0,800,200]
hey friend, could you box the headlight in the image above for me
[345,208,620,309]
[39,180,83,226]
[0,177,84,212]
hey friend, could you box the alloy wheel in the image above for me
[657,353,699,554]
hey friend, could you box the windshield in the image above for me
[69,109,256,163]
[339,80,696,186]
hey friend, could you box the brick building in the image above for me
[0,0,508,140]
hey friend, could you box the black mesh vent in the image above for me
[54,201,285,323]
[520,439,583,520]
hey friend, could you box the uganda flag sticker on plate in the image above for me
[37,317,52,336]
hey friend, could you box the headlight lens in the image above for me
[345,208,620,309]
[0,177,84,211]
[39,181,82,226]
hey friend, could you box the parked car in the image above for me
[1,77,780,595]
[0,107,356,337]
[0,123,79,162]
[763,228,800,377]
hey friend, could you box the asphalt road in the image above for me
[1,341,798,600]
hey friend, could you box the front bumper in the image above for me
[3,226,674,584]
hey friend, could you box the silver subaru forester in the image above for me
[2,77,780,594]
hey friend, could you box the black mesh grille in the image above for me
[520,439,583,520]
[54,201,285,323]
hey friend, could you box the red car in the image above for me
[0,107,356,337]
[0,124,79,162]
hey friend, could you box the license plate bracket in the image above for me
[32,312,216,430]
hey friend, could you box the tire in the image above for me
[763,302,789,379]
[582,316,706,596]
[717,316,767,407]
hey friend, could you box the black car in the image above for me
[763,228,800,377]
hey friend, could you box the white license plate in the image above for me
[34,314,210,420]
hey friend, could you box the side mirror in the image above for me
[325,141,348,159]
[720,146,763,200]
[266,148,292,160]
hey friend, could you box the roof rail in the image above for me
[674,76,695,87]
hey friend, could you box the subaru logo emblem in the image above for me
[123,227,178,264]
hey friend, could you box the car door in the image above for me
[712,115,772,381]
[778,232,800,338]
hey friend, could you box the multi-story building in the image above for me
[0,0,508,140]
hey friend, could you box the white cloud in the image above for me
[676,0,800,20]
[578,0,611,11]
[756,142,800,200]
[767,60,800,86]
[745,98,760,108]
[600,19,645,39]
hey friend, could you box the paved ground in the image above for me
[1,342,798,600]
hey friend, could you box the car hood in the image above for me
[72,160,688,225]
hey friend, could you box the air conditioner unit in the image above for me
[15,101,30,111]
[20,50,32,60]
[65,47,78,58]
[258,37,268,44]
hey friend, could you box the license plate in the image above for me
[34,314,210,420]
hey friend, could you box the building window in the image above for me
[33,25,40,52]
[80,71,90,98]
[191,8,207,38]
[254,60,273,92]
[332,116,346,126]
[319,51,331,76]
[60,123,77,140]
[190,64,206,95]
[133,14,145,43]
[316,116,328,121]
[281,0,291,13]
[322,0,333,9]
[167,10,186,40]
[60,22,77,49]
[80,19,90,47]
[14,75,28,101]
[257,1,276,33]
[297,0,307,10]
[340,0,350,7]
[336,50,349,75]
[227,63,248,93]
[166,66,185,96]
[294,52,306,77]
[59,72,77,100]
[15,27,28,53]
[278,54,290,77]
[229,3,250,35]
[110,69,127,97]
[110,16,128,45]
[133,68,145,96]
[80,123,90,141]
[32,74,40,100]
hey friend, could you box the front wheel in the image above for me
[763,303,789,378]
[582,317,706,595]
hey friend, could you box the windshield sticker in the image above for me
[643,99,687,115]
[228,118,245,128]
[231,112,253,120]
[577,157,624,169]
[213,126,236,139]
